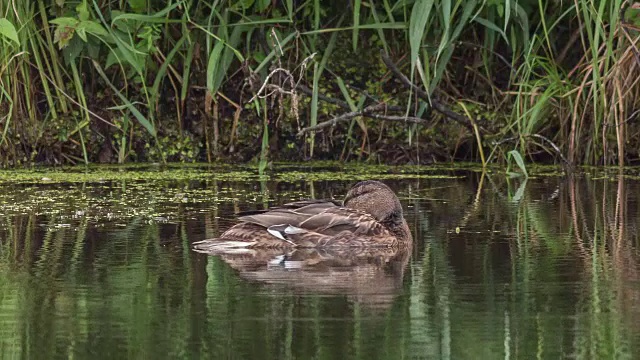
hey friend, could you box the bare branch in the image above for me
[297,104,433,136]
[529,134,572,167]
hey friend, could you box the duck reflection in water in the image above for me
[193,180,413,309]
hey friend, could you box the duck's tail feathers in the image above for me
[192,239,257,254]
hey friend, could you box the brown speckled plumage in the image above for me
[192,181,412,253]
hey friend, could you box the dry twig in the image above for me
[297,104,432,136]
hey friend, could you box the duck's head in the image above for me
[343,180,411,242]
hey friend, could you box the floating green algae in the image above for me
[0,161,574,231]
[0,161,572,185]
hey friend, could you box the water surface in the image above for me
[0,165,639,359]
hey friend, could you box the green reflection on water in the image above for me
[0,167,638,359]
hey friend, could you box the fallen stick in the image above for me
[297,104,432,136]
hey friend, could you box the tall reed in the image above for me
[0,0,639,166]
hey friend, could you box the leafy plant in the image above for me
[507,149,529,178]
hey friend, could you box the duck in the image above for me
[192,180,412,253]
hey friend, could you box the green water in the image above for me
[0,165,638,359]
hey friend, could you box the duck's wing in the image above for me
[237,201,340,228]
[300,208,388,236]
[237,199,341,217]
[193,201,342,253]
[266,208,396,248]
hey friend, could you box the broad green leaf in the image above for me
[257,0,270,12]
[473,16,508,43]
[151,34,187,106]
[432,0,474,89]
[111,2,181,24]
[210,25,245,99]
[436,0,451,65]
[181,33,196,102]
[206,40,225,94]
[336,77,357,111]
[76,27,87,42]
[514,3,529,49]
[110,31,144,73]
[105,48,123,69]
[0,18,20,46]
[50,17,79,27]
[508,150,529,178]
[451,0,476,40]
[352,0,361,51]
[77,20,108,37]
[110,11,135,33]
[409,0,434,81]
[442,0,451,32]
[318,15,341,72]
[369,4,389,53]
[285,0,293,20]
[309,62,320,157]
[93,60,156,136]
[76,0,90,22]
[504,0,511,32]
[337,77,367,138]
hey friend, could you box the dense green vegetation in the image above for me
[1,0,639,167]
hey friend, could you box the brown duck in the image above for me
[193,180,412,253]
